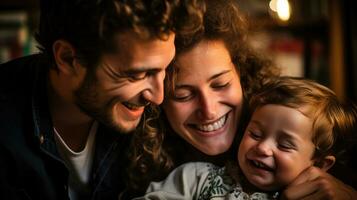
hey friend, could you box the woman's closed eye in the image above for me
[211,76,232,90]
[173,89,194,102]
[211,81,230,89]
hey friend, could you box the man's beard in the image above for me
[73,71,132,133]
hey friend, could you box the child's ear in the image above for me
[316,155,336,171]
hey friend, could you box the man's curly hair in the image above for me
[36,0,205,70]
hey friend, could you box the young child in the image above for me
[134,77,357,200]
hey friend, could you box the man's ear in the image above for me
[316,155,336,171]
[53,40,79,75]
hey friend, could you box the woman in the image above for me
[126,0,357,199]
[126,0,277,195]
[161,0,279,172]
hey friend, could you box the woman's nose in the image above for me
[197,91,217,120]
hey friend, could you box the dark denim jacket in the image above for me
[0,55,132,200]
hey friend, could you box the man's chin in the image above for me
[111,119,141,133]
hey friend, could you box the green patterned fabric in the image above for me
[134,162,279,200]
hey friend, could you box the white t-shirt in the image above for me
[54,121,98,200]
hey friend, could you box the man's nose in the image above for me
[141,70,165,105]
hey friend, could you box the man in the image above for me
[0,0,204,199]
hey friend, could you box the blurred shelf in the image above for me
[0,0,39,64]
[0,0,38,10]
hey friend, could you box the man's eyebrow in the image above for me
[123,67,161,74]
[104,62,160,78]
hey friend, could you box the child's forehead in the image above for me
[255,103,311,115]
[251,104,314,135]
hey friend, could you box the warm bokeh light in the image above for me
[276,0,291,21]
[269,0,277,12]
[269,0,291,21]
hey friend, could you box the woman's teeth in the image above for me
[196,115,227,132]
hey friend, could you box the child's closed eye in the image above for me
[248,130,263,140]
[278,140,296,151]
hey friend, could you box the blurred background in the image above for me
[0,0,356,103]
[0,0,39,65]
[1,0,356,103]
[0,0,356,186]
[237,0,357,105]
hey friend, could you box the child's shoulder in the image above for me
[175,162,225,177]
[177,161,219,169]
[175,162,237,199]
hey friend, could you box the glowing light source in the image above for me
[269,0,291,21]
[269,0,277,12]
[277,0,291,21]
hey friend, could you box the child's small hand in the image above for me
[280,166,357,200]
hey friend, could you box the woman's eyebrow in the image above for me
[208,70,231,81]
[175,70,232,88]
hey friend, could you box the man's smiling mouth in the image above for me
[122,102,145,110]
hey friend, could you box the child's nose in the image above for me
[255,140,273,156]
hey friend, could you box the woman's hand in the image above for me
[280,166,357,200]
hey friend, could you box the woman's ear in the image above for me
[53,40,79,75]
[317,155,336,171]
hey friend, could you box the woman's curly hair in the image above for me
[124,105,174,195]
[163,0,280,169]
[125,0,280,194]
[166,0,280,101]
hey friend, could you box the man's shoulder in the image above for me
[0,54,42,71]
[0,55,44,146]
[0,54,44,89]
[0,54,46,100]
